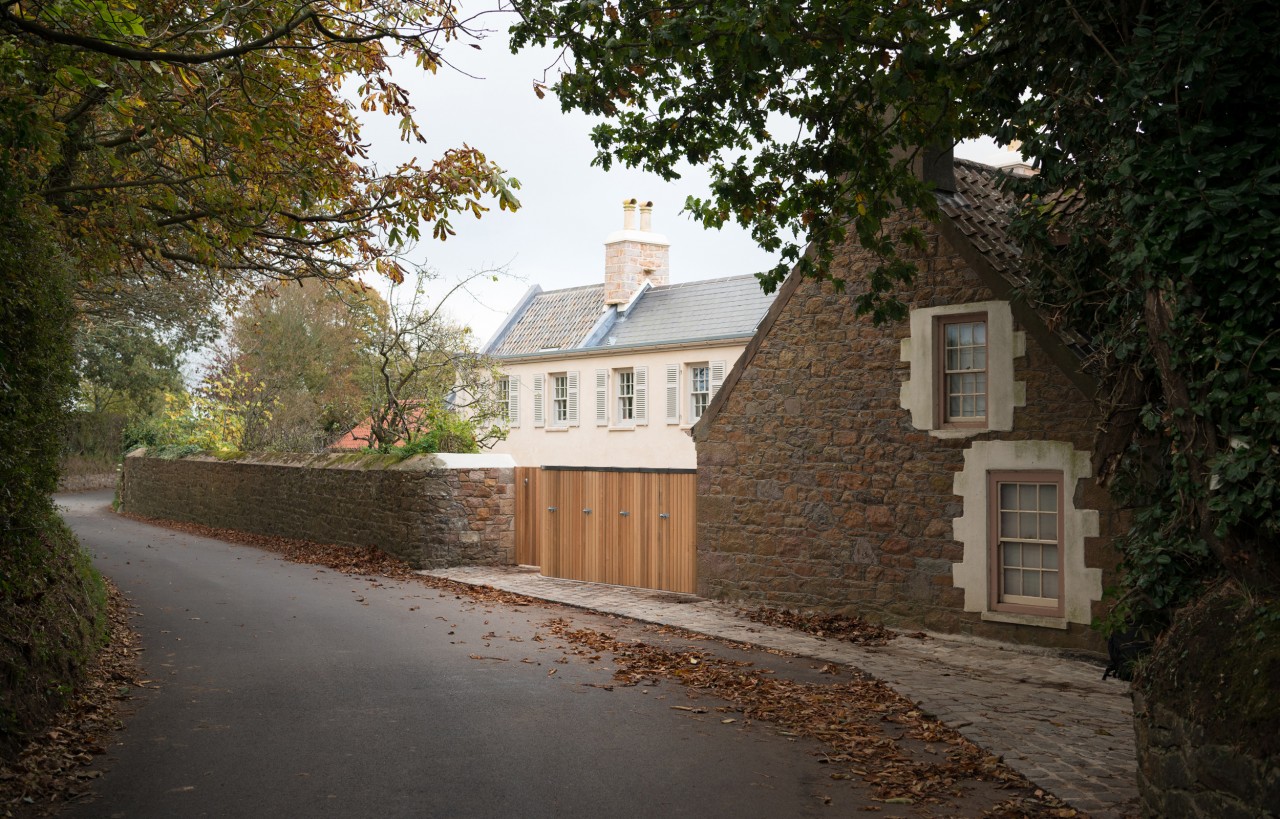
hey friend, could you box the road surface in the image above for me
[58,490,857,818]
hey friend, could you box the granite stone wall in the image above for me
[1134,691,1278,817]
[695,210,1122,652]
[120,451,515,568]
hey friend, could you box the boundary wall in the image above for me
[120,450,516,568]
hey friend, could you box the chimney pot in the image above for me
[603,199,670,306]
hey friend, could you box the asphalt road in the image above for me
[58,491,850,819]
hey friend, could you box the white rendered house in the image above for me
[482,199,774,468]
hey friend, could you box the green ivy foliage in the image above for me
[984,0,1280,626]
[0,193,108,758]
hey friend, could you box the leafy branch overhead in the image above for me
[511,0,1280,620]
[2,0,522,323]
[512,0,990,315]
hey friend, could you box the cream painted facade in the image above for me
[490,341,746,468]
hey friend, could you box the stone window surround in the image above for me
[901,300,1026,438]
[952,440,1102,629]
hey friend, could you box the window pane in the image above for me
[1023,545,1041,569]
[973,347,986,369]
[1039,512,1058,541]
[946,349,959,370]
[975,394,987,416]
[1000,512,1018,538]
[1003,541,1021,567]
[1043,545,1059,570]
[959,323,972,345]
[1019,484,1037,509]
[1000,483,1017,509]
[1003,568,1022,596]
[949,396,961,417]
[1042,572,1059,599]
[946,324,959,345]
[1019,512,1037,538]
[1039,484,1057,512]
[974,372,987,398]
[959,347,971,370]
[974,321,986,344]
[1023,571,1041,597]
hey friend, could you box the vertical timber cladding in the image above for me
[514,467,541,566]
[533,466,697,594]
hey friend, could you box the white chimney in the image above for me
[603,198,669,306]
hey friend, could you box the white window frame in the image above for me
[496,377,510,423]
[548,372,579,427]
[900,301,1025,438]
[506,375,519,427]
[689,363,711,422]
[616,368,635,424]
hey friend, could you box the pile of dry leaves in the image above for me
[738,605,907,646]
[0,581,140,817]
[117,512,420,580]
[544,618,1081,817]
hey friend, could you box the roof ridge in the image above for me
[531,282,606,296]
[648,272,764,291]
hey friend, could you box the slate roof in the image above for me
[605,276,774,347]
[938,159,1092,353]
[486,284,607,357]
[484,274,774,358]
[937,159,1026,282]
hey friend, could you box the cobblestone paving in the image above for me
[424,566,1138,818]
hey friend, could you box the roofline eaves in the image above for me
[494,332,756,364]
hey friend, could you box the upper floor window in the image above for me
[938,314,988,426]
[690,365,710,420]
[496,377,510,422]
[552,374,569,424]
[616,369,635,422]
[900,301,1024,437]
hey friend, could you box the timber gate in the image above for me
[514,466,697,594]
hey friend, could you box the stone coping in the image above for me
[125,449,516,471]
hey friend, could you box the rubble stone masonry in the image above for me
[121,451,515,568]
[695,211,1122,652]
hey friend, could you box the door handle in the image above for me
[659,513,670,519]
[547,506,558,512]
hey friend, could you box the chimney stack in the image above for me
[604,198,669,306]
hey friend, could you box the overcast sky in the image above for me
[356,23,1022,345]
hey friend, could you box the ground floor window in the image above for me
[950,440,1102,628]
[989,472,1062,614]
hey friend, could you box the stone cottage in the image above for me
[692,155,1122,652]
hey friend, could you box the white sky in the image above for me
[357,24,1022,345]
